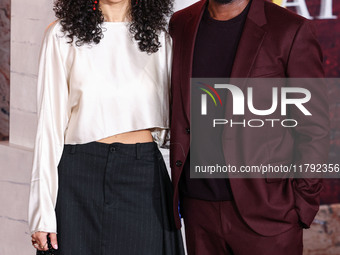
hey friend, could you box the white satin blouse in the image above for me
[28,20,172,235]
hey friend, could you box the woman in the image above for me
[28,0,184,254]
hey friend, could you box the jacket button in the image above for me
[176,160,183,167]
[185,128,190,134]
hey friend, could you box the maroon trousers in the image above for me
[182,197,303,255]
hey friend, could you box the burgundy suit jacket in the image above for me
[169,0,330,236]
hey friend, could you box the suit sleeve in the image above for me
[286,20,330,228]
[28,23,69,235]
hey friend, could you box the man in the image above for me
[169,0,330,254]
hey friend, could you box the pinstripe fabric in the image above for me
[54,141,183,255]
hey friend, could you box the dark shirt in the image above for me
[179,2,250,201]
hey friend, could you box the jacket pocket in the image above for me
[251,65,285,78]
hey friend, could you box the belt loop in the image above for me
[136,143,141,160]
[70,145,76,154]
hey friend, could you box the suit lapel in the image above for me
[225,0,267,120]
[230,21,266,78]
[231,0,267,78]
[180,0,207,122]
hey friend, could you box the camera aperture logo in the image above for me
[198,82,223,115]
[197,82,312,128]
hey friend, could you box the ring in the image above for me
[41,242,47,249]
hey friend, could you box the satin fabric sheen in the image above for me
[28,20,172,235]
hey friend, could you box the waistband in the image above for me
[63,141,159,159]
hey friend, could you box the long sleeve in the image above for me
[162,33,173,149]
[152,33,173,149]
[286,20,329,227]
[28,23,69,235]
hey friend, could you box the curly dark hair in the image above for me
[53,0,173,53]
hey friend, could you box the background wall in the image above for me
[0,0,10,141]
[0,0,339,254]
[0,1,54,254]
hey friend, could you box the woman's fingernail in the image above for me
[53,244,58,249]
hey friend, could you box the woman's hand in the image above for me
[31,232,58,251]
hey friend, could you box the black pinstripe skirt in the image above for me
[55,141,184,255]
